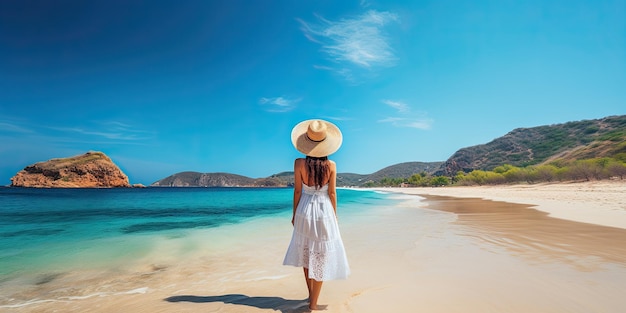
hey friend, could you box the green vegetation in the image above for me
[365,156,626,187]
[363,171,453,187]
[598,129,626,142]
[456,157,626,185]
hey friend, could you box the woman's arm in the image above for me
[328,161,338,217]
[292,158,303,225]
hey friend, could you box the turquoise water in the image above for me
[0,187,393,280]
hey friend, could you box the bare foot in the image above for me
[308,304,328,310]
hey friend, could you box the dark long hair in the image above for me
[305,156,329,189]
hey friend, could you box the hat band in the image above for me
[307,134,326,143]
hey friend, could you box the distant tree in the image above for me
[363,181,377,187]
[493,164,515,174]
[430,176,450,186]
[607,160,626,179]
[569,160,603,181]
[463,170,489,185]
[408,173,424,186]
[522,166,538,184]
[555,166,571,181]
[502,166,523,183]
[380,177,393,186]
[535,164,558,182]
[594,157,612,169]
[483,171,505,184]
[453,171,471,185]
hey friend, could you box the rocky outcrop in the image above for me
[10,151,131,188]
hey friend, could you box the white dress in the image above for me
[283,183,350,281]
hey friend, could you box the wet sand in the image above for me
[2,182,626,312]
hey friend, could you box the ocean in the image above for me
[0,187,395,285]
[4,187,625,312]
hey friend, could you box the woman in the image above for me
[283,119,350,310]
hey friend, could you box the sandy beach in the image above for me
[381,180,626,230]
[2,181,626,312]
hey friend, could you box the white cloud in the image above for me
[0,118,154,152]
[405,119,433,130]
[378,117,433,130]
[379,99,432,129]
[0,121,34,133]
[312,65,334,71]
[47,120,153,141]
[298,10,399,69]
[382,99,409,113]
[315,65,358,83]
[259,96,300,112]
[61,128,140,140]
[322,116,354,121]
[102,120,133,130]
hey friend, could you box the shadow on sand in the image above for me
[165,294,318,312]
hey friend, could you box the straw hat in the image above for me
[291,119,343,157]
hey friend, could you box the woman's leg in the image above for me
[303,267,312,300]
[309,279,323,310]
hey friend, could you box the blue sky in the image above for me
[1,0,624,185]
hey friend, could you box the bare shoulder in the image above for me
[294,158,305,169]
[328,160,337,170]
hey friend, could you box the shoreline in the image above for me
[373,180,626,230]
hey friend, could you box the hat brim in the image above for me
[291,119,343,157]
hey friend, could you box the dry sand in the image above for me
[2,181,626,312]
[381,180,626,230]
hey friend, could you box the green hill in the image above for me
[152,162,443,187]
[152,171,283,187]
[360,162,442,185]
[438,115,626,176]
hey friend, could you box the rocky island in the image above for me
[10,151,131,188]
